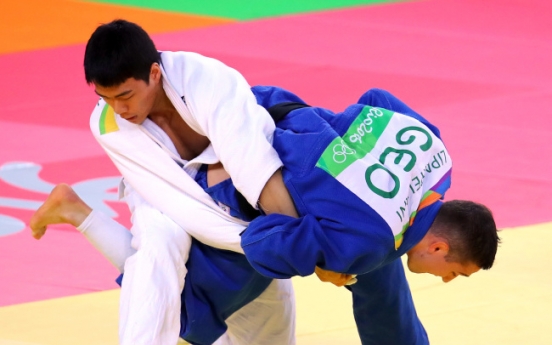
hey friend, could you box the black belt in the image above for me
[266,101,311,123]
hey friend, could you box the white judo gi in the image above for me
[88,51,295,344]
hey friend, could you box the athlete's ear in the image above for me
[428,241,449,257]
[150,63,161,83]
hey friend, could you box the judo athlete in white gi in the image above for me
[31,19,301,345]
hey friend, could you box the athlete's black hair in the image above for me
[84,19,160,87]
[430,200,500,269]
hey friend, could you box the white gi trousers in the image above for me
[120,188,190,345]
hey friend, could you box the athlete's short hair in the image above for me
[84,19,160,87]
[430,200,500,269]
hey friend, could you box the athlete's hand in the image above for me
[314,266,357,287]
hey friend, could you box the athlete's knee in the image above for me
[130,206,191,255]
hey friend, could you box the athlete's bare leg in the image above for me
[29,183,92,239]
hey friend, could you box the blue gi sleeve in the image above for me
[241,213,390,278]
[350,259,429,345]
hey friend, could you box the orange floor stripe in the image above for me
[0,0,234,55]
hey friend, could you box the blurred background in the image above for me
[0,0,551,344]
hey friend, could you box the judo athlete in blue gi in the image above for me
[238,85,501,344]
[165,84,499,344]
[158,84,499,344]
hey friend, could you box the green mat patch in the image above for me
[85,0,405,20]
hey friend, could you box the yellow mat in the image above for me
[1,222,550,344]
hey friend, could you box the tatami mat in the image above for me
[1,0,550,344]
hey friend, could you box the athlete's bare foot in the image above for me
[29,183,92,240]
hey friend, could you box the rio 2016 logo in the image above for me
[332,140,356,163]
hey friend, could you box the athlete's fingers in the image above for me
[314,266,353,287]
[345,276,358,286]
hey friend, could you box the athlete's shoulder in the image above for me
[161,50,222,72]
[89,98,105,136]
[161,50,231,97]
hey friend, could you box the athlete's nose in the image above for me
[442,275,456,283]
[113,100,128,115]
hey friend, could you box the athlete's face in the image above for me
[406,242,480,283]
[94,64,161,125]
